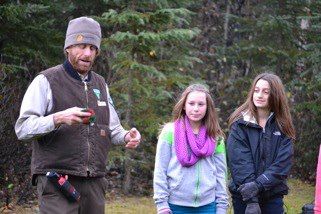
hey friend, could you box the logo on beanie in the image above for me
[76,34,84,42]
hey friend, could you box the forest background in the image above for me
[0,0,320,207]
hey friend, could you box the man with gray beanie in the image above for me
[15,16,141,214]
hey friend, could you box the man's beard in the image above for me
[69,55,94,74]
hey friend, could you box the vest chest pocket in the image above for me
[94,124,111,145]
[89,124,111,168]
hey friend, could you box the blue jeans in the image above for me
[232,197,284,214]
[169,202,216,214]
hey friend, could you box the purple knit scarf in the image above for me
[174,116,216,167]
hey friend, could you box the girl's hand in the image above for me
[158,208,172,214]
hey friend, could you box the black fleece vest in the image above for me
[31,64,111,181]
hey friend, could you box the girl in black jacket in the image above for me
[227,73,295,214]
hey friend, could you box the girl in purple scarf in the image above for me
[153,84,229,214]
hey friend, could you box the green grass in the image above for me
[106,195,156,214]
[284,179,315,213]
[106,179,315,214]
[7,178,314,213]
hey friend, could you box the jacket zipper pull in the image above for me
[84,81,89,109]
[84,81,88,92]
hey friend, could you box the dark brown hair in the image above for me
[172,84,224,138]
[228,73,295,140]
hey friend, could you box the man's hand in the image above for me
[124,128,141,149]
[53,107,91,126]
[245,203,261,214]
[237,181,260,201]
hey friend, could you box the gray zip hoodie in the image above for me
[153,123,229,214]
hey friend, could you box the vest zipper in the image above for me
[84,81,90,176]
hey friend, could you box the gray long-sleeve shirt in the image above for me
[153,123,229,214]
[15,74,127,144]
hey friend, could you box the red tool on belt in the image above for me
[46,171,81,202]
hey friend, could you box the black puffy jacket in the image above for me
[227,113,293,202]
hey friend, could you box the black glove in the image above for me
[237,181,259,201]
[245,203,261,214]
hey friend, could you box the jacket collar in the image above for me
[242,110,258,124]
[63,60,92,82]
[238,110,274,128]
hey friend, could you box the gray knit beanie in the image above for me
[64,16,101,50]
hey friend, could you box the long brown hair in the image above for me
[172,84,224,138]
[228,73,295,140]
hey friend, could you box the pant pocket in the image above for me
[99,177,108,197]
[36,175,48,196]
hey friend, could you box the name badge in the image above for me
[97,101,107,106]
[100,129,106,137]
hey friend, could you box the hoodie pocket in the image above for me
[168,173,184,191]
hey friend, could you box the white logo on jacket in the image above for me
[273,131,281,136]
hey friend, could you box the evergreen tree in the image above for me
[192,0,320,181]
[290,0,321,181]
[0,0,65,204]
[97,0,200,193]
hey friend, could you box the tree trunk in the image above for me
[223,0,230,50]
[275,0,286,74]
[222,0,231,74]
[122,69,133,194]
[243,0,251,76]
